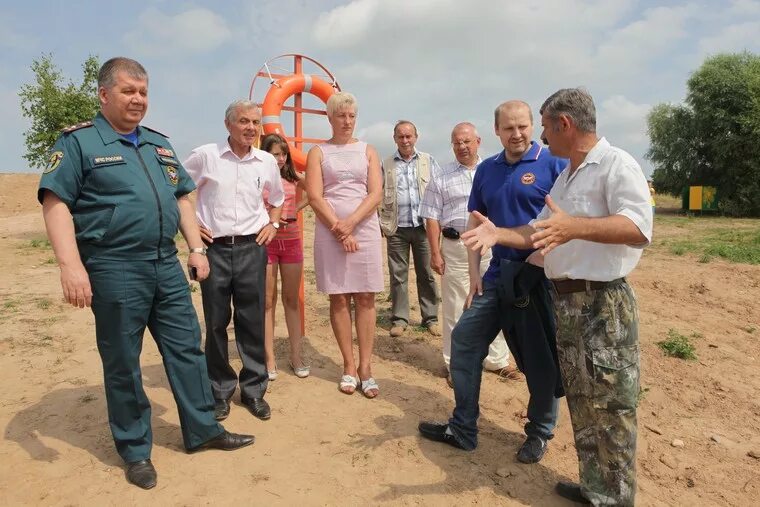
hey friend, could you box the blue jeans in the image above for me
[448,280,559,450]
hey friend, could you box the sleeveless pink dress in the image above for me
[314,142,383,294]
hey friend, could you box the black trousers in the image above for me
[200,240,268,401]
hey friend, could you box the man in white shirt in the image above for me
[184,100,284,422]
[462,88,652,506]
[418,122,512,383]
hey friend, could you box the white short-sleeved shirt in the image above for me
[531,137,653,281]
[183,141,285,237]
[418,158,480,233]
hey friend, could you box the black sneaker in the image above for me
[418,422,469,450]
[516,435,547,463]
[555,481,591,504]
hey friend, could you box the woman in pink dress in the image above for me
[305,92,383,398]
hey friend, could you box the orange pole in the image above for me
[294,56,307,337]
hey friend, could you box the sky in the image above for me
[1,0,759,176]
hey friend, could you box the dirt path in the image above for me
[1,174,758,505]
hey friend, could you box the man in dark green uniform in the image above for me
[38,57,254,490]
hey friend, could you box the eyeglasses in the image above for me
[451,139,476,147]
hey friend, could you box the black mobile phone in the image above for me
[283,217,298,223]
[189,266,198,281]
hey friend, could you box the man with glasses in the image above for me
[419,101,566,465]
[419,122,515,386]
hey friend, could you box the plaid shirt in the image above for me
[390,150,440,227]
[419,158,481,233]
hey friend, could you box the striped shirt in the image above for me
[419,158,481,233]
[390,150,440,228]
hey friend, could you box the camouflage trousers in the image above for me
[554,281,639,507]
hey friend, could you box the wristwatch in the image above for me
[189,247,207,255]
[270,221,280,230]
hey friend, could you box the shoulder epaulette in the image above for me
[61,121,93,133]
[141,125,170,138]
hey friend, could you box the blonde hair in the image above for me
[326,92,358,117]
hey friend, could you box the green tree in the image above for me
[19,54,100,169]
[646,51,760,216]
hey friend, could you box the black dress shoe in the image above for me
[188,430,255,453]
[418,421,469,450]
[244,397,271,420]
[517,435,548,464]
[126,459,157,489]
[555,481,591,504]
[214,399,230,421]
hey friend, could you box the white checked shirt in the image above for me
[391,150,440,228]
[183,141,285,237]
[531,137,653,281]
[419,158,481,233]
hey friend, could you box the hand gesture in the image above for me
[331,218,355,242]
[199,224,214,244]
[430,251,445,276]
[188,252,210,282]
[60,263,92,308]
[256,224,278,246]
[461,211,497,256]
[463,277,483,310]
[530,195,575,255]
[342,234,359,252]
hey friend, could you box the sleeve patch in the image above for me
[44,151,64,174]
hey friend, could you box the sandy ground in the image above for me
[1,173,759,506]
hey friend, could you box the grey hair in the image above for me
[326,92,358,117]
[393,120,418,136]
[539,88,596,133]
[225,100,260,123]
[451,122,480,139]
[98,57,148,89]
[493,101,533,128]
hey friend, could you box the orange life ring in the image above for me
[261,74,335,169]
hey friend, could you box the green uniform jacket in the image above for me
[38,112,196,261]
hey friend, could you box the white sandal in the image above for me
[359,377,380,399]
[290,362,311,378]
[339,375,358,394]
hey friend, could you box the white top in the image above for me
[418,157,481,233]
[531,137,653,281]
[183,141,285,237]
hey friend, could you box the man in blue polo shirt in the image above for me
[419,100,566,464]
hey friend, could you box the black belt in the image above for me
[551,277,625,295]
[214,234,258,245]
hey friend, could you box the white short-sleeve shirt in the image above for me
[183,141,285,237]
[531,137,653,281]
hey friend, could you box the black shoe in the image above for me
[126,459,157,489]
[418,422,469,450]
[243,397,271,420]
[188,430,255,453]
[517,435,548,463]
[555,481,590,504]
[214,398,230,421]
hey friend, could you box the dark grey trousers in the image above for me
[200,239,268,401]
[386,225,439,327]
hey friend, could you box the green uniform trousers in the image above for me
[554,281,639,507]
[88,256,223,463]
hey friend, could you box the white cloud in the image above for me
[698,21,760,57]
[123,7,232,56]
[598,95,651,147]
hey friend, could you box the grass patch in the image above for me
[658,329,698,360]
[44,257,57,265]
[652,217,760,265]
[637,386,650,405]
[36,298,53,310]
[744,326,756,334]
[28,238,51,249]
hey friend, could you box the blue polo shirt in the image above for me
[468,141,566,282]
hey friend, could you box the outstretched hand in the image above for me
[530,195,576,255]
[460,211,497,256]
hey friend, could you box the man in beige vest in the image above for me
[379,121,440,337]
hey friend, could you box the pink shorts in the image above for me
[266,237,304,264]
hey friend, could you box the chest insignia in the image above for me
[521,172,536,185]
[165,165,178,185]
[156,147,174,158]
[93,155,125,166]
[44,151,64,174]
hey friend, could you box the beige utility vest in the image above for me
[379,152,431,236]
